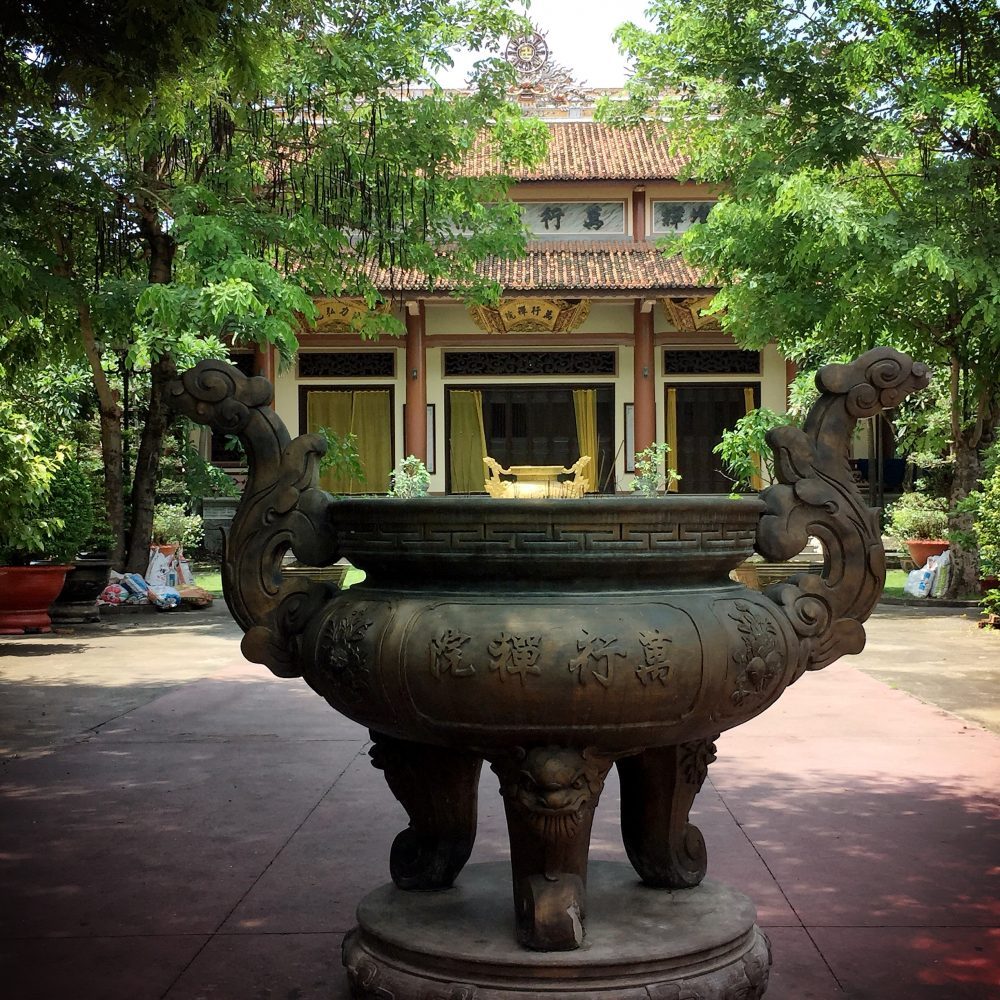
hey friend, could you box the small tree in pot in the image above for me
[151,504,204,555]
[886,492,950,569]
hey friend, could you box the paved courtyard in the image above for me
[1,601,998,999]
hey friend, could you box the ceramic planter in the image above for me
[169,347,929,998]
[0,564,75,634]
[905,538,949,568]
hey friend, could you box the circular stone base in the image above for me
[342,861,771,999]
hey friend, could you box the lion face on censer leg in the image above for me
[497,747,610,843]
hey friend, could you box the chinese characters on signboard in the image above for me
[523,202,625,237]
[650,201,715,234]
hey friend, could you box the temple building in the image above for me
[219,32,792,498]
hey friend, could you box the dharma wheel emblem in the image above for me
[505,31,549,73]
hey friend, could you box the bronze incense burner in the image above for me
[170,348,927,999]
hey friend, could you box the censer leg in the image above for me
[617,737,718,889]
[491,747,613,951]
[368,731,482,890]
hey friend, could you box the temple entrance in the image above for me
[447,385,615,493]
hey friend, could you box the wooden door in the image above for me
[672,384,759,493]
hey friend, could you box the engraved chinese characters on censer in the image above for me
[168,348,929,1000]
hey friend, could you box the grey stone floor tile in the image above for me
[1,934,210,1000]
[0,737,366,938]
[163,932,347,1000]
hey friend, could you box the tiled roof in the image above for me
[462,121,689,181]
[377,241,710,294]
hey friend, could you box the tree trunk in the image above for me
[945,432,982,599]
[124,353,177,572]
[78,302,126,567]
[123,201,177,573]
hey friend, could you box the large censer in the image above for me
[170,348,928,999]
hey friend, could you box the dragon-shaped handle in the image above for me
[757,347,929,677]
[168,360,338,677]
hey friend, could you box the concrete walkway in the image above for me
[1,602,998,999]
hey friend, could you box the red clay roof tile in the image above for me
[462,121,689,181]
[376,241,709,294]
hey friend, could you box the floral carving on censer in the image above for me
[728,602,783,706]
[317,608,373,703]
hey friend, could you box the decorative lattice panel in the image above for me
[444,351,616,377]
[663,350,760,375]
[298,352,396,378]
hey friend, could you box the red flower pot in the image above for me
[0,564,75,634]
[905,539,949,569]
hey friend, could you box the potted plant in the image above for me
[980,588,1000,630]
[389,455,431,498]
[630,442,680,496]
[151,503,204,556]
[714,409,825,589]
[0,408,84,633]
[885,491,950,568]
[713,407,788,495]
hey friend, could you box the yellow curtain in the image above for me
[744,386,763,491]
[572,389,598,492]
[666,387,679,492]
[307,391,354,494]
[449,390,487,493]
[351,390,392,493]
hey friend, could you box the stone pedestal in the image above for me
[342,861,771,999]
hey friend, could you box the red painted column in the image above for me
[633,300,656,456]
[632,187,646,242]
[404,302,427,461]
[253,343,276,408]
[785,357,797,407]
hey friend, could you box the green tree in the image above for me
[607,0,1000,596]
[2,1,545,571]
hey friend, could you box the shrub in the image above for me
[631,442,680,497]
[0,399,68,564]
[957,466,1000,577]
[152,504,204,550]
[46,460,96,563]
[885,492,949,541]
[713,407,789,493]
[389,456,430,498]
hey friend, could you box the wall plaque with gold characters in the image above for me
[313,297,390,333]
[469,298,591,334]
[660,296,721,332]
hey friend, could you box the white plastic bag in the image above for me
[903,566,934,598]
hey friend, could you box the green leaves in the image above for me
[611,0,1000,590]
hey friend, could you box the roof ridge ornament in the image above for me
[503,27,591,109]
